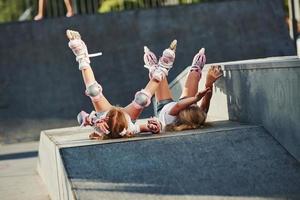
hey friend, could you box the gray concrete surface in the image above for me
[37,121,300,200]
[169,56,300,161]
[59,124,300,200]
[0,0,294,140]
[0,142,49,200]
[0,119,77,144]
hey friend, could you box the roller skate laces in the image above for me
[152,39,177,81]
[67,30,102,70]
[191,48,206,73]
[143,46,158,79]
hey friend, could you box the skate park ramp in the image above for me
[37,57,300,200]
[0,0,295,144]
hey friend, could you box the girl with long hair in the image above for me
[143,47,223,131]
[66,30,177,139]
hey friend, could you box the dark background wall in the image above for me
[0,0,294,123]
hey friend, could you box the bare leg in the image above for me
[180,48,206,99]
[144,43,175,102]
[81,68,113,112]
[124,76,174,120]
[67,30,112,112]
[124,41,176,120]
[123,79,161,120]
[155,78,173,102]
[64,0,74,17]
[34,0,46,20]
[180,71,201,99]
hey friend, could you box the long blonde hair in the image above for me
[165,106,206,132]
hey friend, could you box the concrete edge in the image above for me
[170,56,300,87]
[77,124,260,145]
[38,122,263,200]
[57,123,261,149]
[37,121,264,199]
[37,131,75,200]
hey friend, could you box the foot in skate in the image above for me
[66,29,91,70]
[152,39,177,81]
[191,48,206,73]
[144,46,158,68]
[66,29,81,40]
[144,46,158,79]
[159,40,177,70]
[159,39,176,69]
[77,110,91,127]
[169,39,177,51]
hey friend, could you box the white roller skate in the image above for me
[143,46,158,79]
[144,40,177,81]
[66,30,102,70]
[190,48,206,74]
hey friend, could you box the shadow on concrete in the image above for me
[214,61,300,161]
[0,151,38,161]
[169,57,300,161]
[60,126,300,198]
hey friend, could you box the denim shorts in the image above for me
[156,99,174,115]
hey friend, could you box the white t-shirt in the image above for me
[158,102,177,127]
[124,113,140,134]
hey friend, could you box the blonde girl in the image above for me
[143,47,223,131]
[66,30,177,139]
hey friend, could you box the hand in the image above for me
[82,116,93,127]
[89,132,103,140]
[205,65,223,88]
[95,117,110,134]
[147,118,162,134]
[195,88,212,101]
[125,131,135,138]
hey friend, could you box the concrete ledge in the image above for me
[37,121,300,199]
[37,128,76,200]
[37,121,257,200]
[168,56,300,161]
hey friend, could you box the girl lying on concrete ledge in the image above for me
[143,46,223,131]
[66,30,176,139]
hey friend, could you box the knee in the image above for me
[133,89,151,109]
[85,81,103,102]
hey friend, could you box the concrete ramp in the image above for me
[167,56,300,161]
[37,56,300,199]
[38,121,300,200]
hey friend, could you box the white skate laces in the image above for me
[144,46,158,68]
[158,40,176,72]
[68,39,102,70]
[143,46,158,79]
[191,48,206,73]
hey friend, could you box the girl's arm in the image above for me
[169,88,211,116]
[199,89,213,113]
[199,65,223,113]
[139,124,150,132]
[127,118,162,136]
